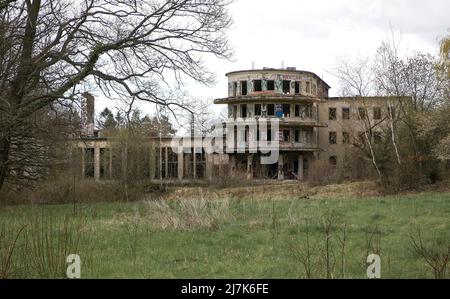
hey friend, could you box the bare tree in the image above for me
[0,0,233,189]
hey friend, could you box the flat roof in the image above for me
[225,68,331,88]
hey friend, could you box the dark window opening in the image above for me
[373,107,382,120]
[255,104,262,116]
[329,131,337,144]
[282,104,290,117]
[294,130,300,142]
[84,148,94,178]
[232,105,237,118]
[329,156,337,166]
[329,108,337,120]
[267,80,275,91]
[295,104,300,117]
[295,81,300,94]
[358,107,366,119]
[267,104,275,116]
[241,104,247,118]
[283,130,290,142]
[253,80,262,92]
[282,80,290,94]
[267,128,272,141]
[241,81,247,95]
[342,107,350,120]
[233,82,237,97]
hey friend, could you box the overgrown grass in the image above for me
[0,190,449,278]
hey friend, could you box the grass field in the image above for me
[1,182,449,279]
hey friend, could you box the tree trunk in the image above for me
[0,136,11,190]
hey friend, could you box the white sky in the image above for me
[94,0,449,129]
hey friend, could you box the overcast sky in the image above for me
[95,0,450,126]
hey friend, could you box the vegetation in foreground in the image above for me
[1,183,449,279]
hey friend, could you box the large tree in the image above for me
[0,0,233,189]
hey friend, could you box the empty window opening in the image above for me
[267,104,275,116]
[267,128,272,141]
[329,156,337,166]
[84,148,95,178]
[241,81,248,95]
[329,131,337,144]
[358,107,366,119]
[295,81,300,94]
[253,80,262,92]
[294,130,300,142]
[283,130,290,142]
[232,105,237,118]
[241,104,247,118]
[282,104,290,117]
[282,80,290,94]
[267,80,275,91]
[373,107,382,120]
[295,104,300,117]
[329,108,337,120]
[342,107,350,120]
[254,104,262,116]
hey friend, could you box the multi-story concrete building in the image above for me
[75,67,405,182]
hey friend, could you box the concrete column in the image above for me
[247,154,253,179]
[164,147,169,179]
[298,154,304,181]
[94,146,100,181]
[178,151,184,180]
[277,153,284,180]
[193,151,197,179]
[206,154,213,181]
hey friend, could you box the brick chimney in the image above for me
[81,92,95,137]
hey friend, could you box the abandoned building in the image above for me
[75,67,405,181]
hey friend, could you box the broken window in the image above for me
[343,131,350,144]
[241,81,248,95]
[283,130,290,142]
[295,81,300,94]
[254,104,261,116]
[329,108,337,120]
[253,80,262,92]
[267,104,275,116]
[329,131,337,144]
[342,107,350,120]
[373,107,382,120]
[241,104,247,118]
[282,80,290,94]
[267,80,275,91]
[282,104,290,117]
[329,156,337,166]
[358,107,366,119]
